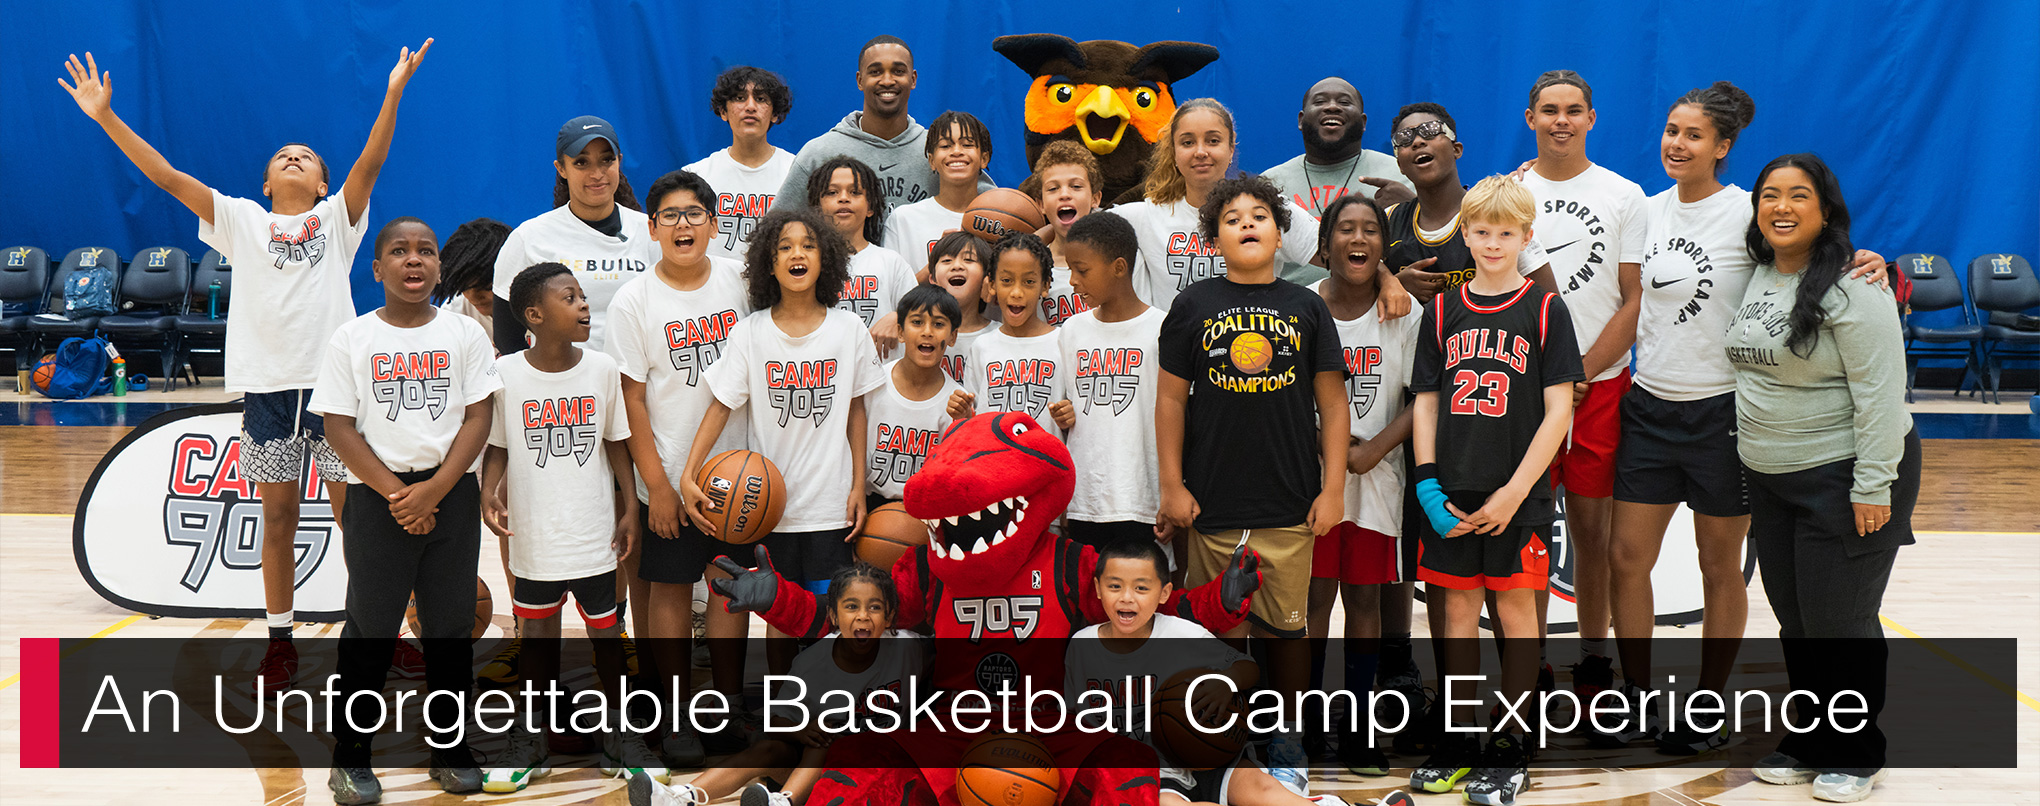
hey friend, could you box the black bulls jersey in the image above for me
[1412,281,1584,497]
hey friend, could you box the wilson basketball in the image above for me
[695,449,786,544]
[963,188,1049,243]
[1153,669,1248,770]
[405,576,493,641]
[856,501,932,569]
[1227,332,1274,375]
[956,734,1060,806]
[30,354,56,395]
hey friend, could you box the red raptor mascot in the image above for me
[713,412,1262,806]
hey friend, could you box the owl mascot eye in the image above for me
[993,34,1219,205]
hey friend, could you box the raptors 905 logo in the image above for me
[522,396,600,467]
[164,433,334,592]
[370,350,453,420]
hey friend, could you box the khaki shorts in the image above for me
[1187,523,1314,638]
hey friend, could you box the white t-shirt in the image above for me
[1311,281,1420,536]
[309,310,501,474]
[1635,184,1756,401]
[1041,264,1091,328]
[605,259,754,502]
[766,632,927,729]
[1065,614,1251,787]
[864,362,959,500]
[1115,196,1322,311]
[491,205,659,352]
[488,350,631,581]
[441,294,494,339]
[705,309,886,531]
[1521,164,1649,382]
[881,197,964,274]
[1058,308,1164,523]
[683,147,796,263]
[944,321,999,384]
[962,328,1065,442]
[840,245,920,330]
[197,189,367,394]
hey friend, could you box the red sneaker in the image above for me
[253,640,298,696]
[391,639,428,680]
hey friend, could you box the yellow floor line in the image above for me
[0,613,145,691]
[1,512,73,518]
[1880,613,2040,713]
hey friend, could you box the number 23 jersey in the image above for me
[1411,282,1582,497]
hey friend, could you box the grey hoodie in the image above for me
[775,111,994,215]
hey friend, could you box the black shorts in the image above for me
[638,504,749,585]
[1064,520,1157,549]
[1613,386,1750,517]
[512,569,619,628]
[1415,494,1553,592]
[762,527,855,587]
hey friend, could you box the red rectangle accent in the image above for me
[21,637,59,767]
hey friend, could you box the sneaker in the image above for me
[742,782,796,806]
[1409,732,1477,794]
[1585,683,1659,747]
[479,638,523,685]
[483,730,551,793]
[661,729,707,768]
[1535,663,1556,695]
[1655,719,1732,756]
[389,639,427,681]
[1374,792,1415,806]
[329,767,381,805]
[629,773,706,806]
[1262,729,1310,796]
[602,726,672,784]
[1344,743,1391,777]
[254,640,298,696]
[1811,769,1887,802]
[1568,654,1613,703]
[1305,796,1349,806]
[1461,733,1529,805]
[428,745,483,794]
[1753,751,1817,785]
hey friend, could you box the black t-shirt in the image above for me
[578,206,625,238]
[1159,277,1346,532]
[1384,199,1479,291]
[1412,281,1584,504]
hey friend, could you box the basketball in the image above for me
[963,188,1049,243]
[1152,668,1249,770]
[30,354,56,395]
[404,576,493,641]
[856,501,932,569]
[695,449,786,544]
[1227,332,1274,375]
[956,734,1060,806]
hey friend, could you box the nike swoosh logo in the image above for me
[582,124,600,129]
[878,163,898,172]
[1650,277,1683,289]
[1547,239,1582,254]
[1761,288,1780,296]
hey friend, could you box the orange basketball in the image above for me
[30,354,56,395]
[956,734,1060,806]
[1227,332,1274,375]
[695,449,786,544]
[856,502,931,569]
[963,188,1049,244]
[406,576,494,641]
[1152,669,1249,770]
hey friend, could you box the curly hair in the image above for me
[987,231,1054,287]
[1143,98,1236,206]
[709,66,792,124]
[507,262,572,329]
[805,155,887,246]
[1022,140,1103,204]
[1197,175,1291,241]
[433,218,510,304]
[744,207,852,311]
[1745,153,1855,358]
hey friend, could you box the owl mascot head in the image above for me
[992,34,1220,204]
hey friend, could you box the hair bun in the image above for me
[1710,81,1756,127]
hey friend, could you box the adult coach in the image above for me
[1263,77,1414,219]
[774,36,991,212]
[1726,153,1917,803]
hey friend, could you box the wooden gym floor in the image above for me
[1,395,2036,805]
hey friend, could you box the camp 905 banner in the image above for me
[72,403,349,620]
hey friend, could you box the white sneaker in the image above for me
[483,729,550,793]
[742,782,796,806]
[602,726,672,784]
[1753,751,1817,785]
[629,773,707,806]
[1263,731,1310,796]
[1812,769,1887,802]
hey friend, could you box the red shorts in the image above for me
[1554,369,1629,498]
[1310,523,1403,585]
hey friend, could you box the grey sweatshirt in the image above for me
[1724,262,1912,505]
[774,111,994,214]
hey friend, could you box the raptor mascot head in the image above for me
[992,34,1220,204]
[903,412,1074,589]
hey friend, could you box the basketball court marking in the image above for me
[1882,614,2040,712]
[0,612,144,691]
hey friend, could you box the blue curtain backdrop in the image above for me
[2,0,2034,326]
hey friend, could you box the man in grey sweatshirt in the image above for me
[775,35,992,212]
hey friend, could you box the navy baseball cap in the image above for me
[557,115,619,158]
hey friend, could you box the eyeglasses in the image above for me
[1391,120,1456,149]
[654,206,711,227]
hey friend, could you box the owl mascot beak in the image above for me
[1073,85,1131,154]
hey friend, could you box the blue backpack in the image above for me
[39,336,116,399]
[64,257,116,318]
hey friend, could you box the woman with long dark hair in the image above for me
[1725,153,1918,803]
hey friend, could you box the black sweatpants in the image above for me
[1745,427,1920,776]
[331,470,481,765]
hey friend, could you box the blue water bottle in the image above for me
[208,280,222,319]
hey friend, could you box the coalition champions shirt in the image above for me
[864,362,959,500]
[198,188,368,393]
[488,350,631,581]
[683,147,796,262]
[1634,184,1755,400]
[309,309,501,474]
[1116,197,1322,311]
[1311,281,1421,536]
[1521,164,1649,382]
[705,308,886,531]
[491,205,659,352]
[1059,307,1166,524]
[605,258,754,502]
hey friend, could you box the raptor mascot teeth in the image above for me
[715,412,1262,806]
[992,34,1220,204]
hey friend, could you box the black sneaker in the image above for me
[428,745,483,794]
[1567,654,1614,703]
[1461,733,1529,805]
[1407,731,1478,794]
[329,767,382,805]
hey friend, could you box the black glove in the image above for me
[1219,543,1262,613]
[709,545,781,614]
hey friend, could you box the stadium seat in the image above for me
[28,247,123,343]
[99,246,192,391]
[1897,254,1983,402]
[0,246,53,377]
[174,250,231,383]
[1968,253,2040,404]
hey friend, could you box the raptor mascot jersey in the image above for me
[725,412,1260,806]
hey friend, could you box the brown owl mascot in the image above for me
[993,34,1219,204]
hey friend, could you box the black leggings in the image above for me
[331,470,480,765]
